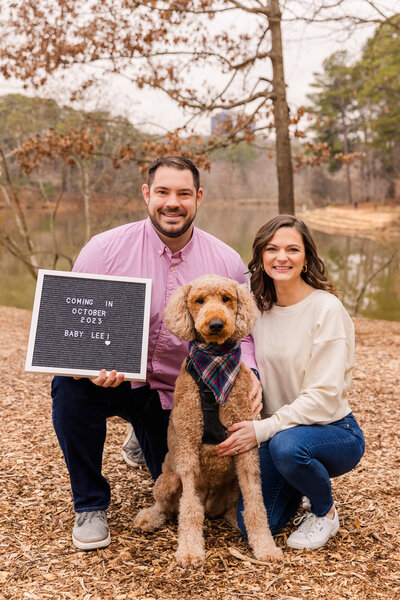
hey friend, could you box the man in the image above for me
[51,156,261,551]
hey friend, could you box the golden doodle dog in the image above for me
[134,274,282,566]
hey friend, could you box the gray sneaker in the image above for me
[121,424,146,468]
[72,510,111,550]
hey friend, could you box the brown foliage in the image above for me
[294,141,365,171]
[14,128,103,173]
[1,1,397,214]
[0,1,289,194]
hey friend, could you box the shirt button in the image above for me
[170,266,174,271]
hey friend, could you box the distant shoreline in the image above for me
[2,193,399,239]
[298,203,400,240]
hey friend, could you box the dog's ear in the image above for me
[163,284,195,341]
[235,283,257,339]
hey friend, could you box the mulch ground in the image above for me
[1,306,399,600]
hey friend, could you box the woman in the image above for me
[217,214,365,550]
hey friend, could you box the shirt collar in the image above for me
[145,217,197,261]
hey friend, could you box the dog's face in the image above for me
[164,274,257,344]
[186,278,238,344]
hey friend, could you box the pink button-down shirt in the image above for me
[73,218,257,409]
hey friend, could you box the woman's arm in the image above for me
[217,336,351,454]
[253,336,351,445]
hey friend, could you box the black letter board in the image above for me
[25,270,152,380]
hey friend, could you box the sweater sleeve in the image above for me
[253,338,349,443]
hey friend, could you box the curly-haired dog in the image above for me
[134,274,282,566]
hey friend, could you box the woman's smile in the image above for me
[262,227,306,285]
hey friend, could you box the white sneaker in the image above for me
[287,508,339,550]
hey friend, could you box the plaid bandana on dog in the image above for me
[187,341,241,406]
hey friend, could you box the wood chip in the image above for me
[1,308,400,600]
[228,547,270,566]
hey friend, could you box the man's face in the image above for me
[142,166,203,239]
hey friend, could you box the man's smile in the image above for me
[160,212,186,224]
[162,211,185,218]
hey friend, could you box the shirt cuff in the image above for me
[253,415,280,446]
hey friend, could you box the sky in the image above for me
[103,14,378,132]
[0,1,394,133]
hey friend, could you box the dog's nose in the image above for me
[208,319,224,333]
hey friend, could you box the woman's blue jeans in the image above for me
[51,376,170,513]
[238,413,365,536]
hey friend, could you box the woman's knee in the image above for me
[269,429,310,474]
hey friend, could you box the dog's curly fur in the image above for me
[134,274,283,566]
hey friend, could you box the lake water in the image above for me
[1,202,399,321]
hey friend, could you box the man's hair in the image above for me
[147,156,200,193]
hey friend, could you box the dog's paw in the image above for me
[255,545,284,562]
[175,547,205,567]
[134,507,165,531]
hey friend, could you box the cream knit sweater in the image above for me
[252,289,354,446]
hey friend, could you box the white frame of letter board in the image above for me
[25,269,152,381]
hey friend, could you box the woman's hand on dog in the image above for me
[216,421,257,456]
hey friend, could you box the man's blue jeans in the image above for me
[238,413,365,536]
[51,376,170,512]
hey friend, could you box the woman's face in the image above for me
[262,227,307,285]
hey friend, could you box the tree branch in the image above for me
[0,148,38,268]
[353,246,400,316]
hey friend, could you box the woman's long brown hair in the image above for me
[248,214,336,313]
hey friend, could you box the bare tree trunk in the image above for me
[0,149,39,277]
[360,105,372,202]
[345,162,353,205]
[268,0,294,215]
[339,106,353,205]
[78,163,92,244]
[39,168,67,269]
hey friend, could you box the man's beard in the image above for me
[149,211,196,239]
